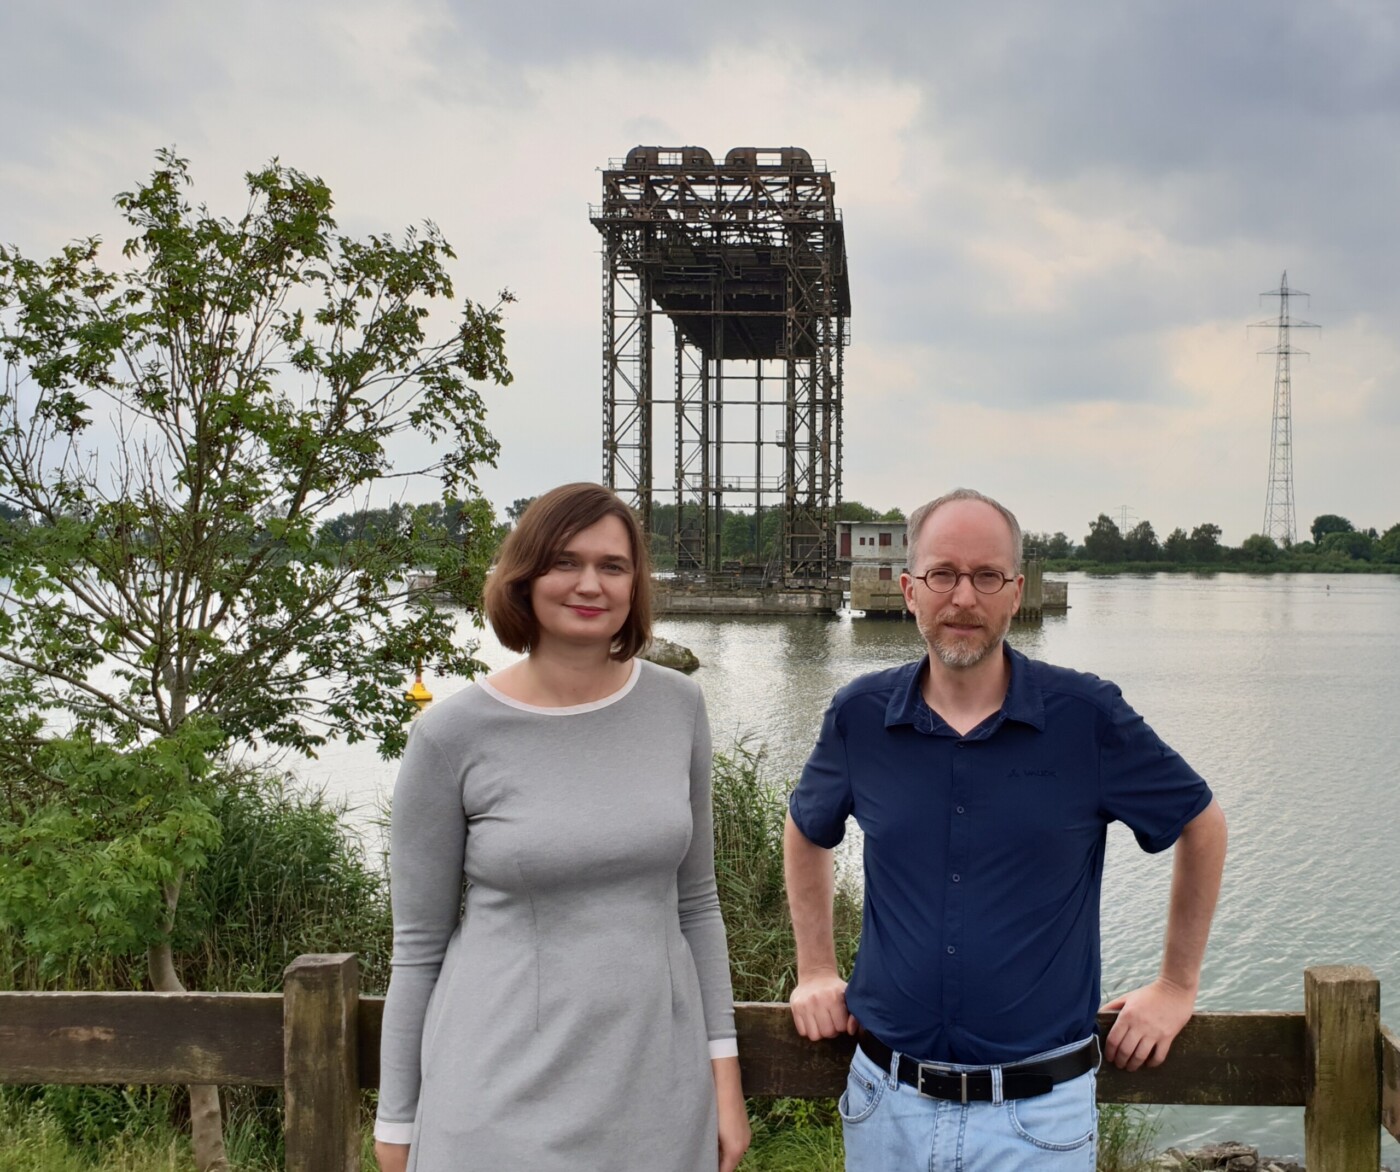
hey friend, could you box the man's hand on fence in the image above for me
[1101,976,1196,1071]
[789,971,858,1041]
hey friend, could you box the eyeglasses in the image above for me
[912,568,1017,595]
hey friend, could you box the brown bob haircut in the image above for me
[483,482,652,660]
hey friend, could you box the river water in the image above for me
[298,571,1400,1161]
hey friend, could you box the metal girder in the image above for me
[592,147,850,583]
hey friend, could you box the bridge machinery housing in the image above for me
[592,146,851,585]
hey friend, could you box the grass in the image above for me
[1096,1102,1162,1172]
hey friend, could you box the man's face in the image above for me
[901,500,1024,670]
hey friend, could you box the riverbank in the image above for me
[1043,558,1400,575]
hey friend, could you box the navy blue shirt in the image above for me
[789,647,1212,1065]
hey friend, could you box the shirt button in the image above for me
[955,805,965,814]
[952,874,961,883]
[946,945,956,955]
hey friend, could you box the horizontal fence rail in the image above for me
[1,956,1396,1172]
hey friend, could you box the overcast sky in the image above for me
[3,0,1397,544]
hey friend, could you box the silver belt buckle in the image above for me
[916,1064,967,1103]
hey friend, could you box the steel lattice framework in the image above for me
[1251,273,1319,547]
[591,146,851,583]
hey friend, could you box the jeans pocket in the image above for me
[1007,1071,1097,1151]
[837,1060,885,1126]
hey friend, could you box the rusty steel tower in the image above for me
[1251,272,1319,547]
[591,146,851,583]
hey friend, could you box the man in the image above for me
[785,489,1227,1170]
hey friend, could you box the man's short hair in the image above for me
[483,482,652,660]
[905,488,1023,574]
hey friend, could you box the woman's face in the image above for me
[528,514,635,652]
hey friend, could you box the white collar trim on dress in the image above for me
[477,657,642,715]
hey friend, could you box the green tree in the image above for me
[1123,520,1160,562]
[1239,533,1280,563]
[1082,514,1125,562]
[1023,531,1074,559]
[837,500,879,522]
[505,495,537,526]
[1189,523,1223,563]
[878,506,907,523]
[720,510,757,560]
[1376,523,1400,565]
[1310,514,1354,544]
[1320,529,1373,560]
[1162,527,1190,562]
[0,152,511,1169]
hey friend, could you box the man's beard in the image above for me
[920,605,1012,669]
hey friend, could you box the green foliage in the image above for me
[1320,529,1373,560]
[0,149,508,1022]
[2,769,392,1163]
[0,149,510,763]
[0,726,222,974]
[1025,531,1075,559]
[1310,513,1354,544]
[0,1092,191,1171]
[1188,523,1222,563]
[1123,521,1159,562]
[1239,533,1279,563]
[1377,523,1400,564]
[504,496,537,526]
[172,772,392,995]
[712,743,860,1002]
[836,500,879,522]
[1095,1103,1161,1172]
[1083,515,1125,563]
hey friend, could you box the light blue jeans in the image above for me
[839,1037,1099,1171]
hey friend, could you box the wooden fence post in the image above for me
[284,954,361,1172]
[1304,964,1380,1172]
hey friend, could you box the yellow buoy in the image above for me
[404,664,433,711]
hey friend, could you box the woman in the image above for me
[374,483,750,1172]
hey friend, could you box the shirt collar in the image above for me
[884,645,1047,734]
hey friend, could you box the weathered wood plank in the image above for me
[731,1004,1306,1105]
[284,955,360,1172]
[1304,965,1380,1172]
[0,991,283,1085]
[734,1003,857,1097]
[1096,1010,1307,1106]
[1382,1024,1400,1144]
[358,995,384,1090]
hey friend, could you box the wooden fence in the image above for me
[2,955,1398,1171]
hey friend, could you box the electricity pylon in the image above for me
[1250,272,1319,546]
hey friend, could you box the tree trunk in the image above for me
[148,880,230,1172]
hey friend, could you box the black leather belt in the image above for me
[856,1031,1100,1103]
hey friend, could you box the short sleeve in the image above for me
[788,694,854,849]
[1097,687,1213,854]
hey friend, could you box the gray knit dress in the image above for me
[374,659,737,1171]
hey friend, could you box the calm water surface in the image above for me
[301,572,1400,1160]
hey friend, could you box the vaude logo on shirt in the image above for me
[1007,768,1058,778]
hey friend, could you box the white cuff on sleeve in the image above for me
[373,1118,416,1145]
[708,1037,739,1060]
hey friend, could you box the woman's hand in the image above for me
[712,1056,751,1171]
[374,1140,410,1172]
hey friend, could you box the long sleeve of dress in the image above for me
[374,723,467,1142]
[677,692,738,1051]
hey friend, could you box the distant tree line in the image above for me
[500,496,905,568]
[1025,513,1400,570]
[315,497,505,551]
